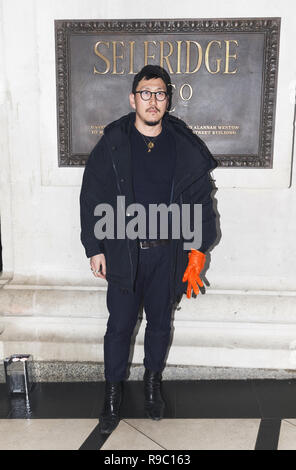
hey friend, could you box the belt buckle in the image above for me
[140,241,150,249]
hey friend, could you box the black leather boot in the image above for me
[144,369,165,420]
[99,381,122,434]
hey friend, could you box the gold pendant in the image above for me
[148,142,154,150]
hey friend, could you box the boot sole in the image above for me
[145,412,162,421]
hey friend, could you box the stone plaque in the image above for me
[55,18,280,167]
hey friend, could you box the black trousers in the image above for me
[104,243,173,382]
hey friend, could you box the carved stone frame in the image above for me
[55,17,281,167]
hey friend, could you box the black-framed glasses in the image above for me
[134,90,168,101]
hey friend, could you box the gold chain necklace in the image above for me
[140,133,159,153]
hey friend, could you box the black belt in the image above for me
[139,239,170,249]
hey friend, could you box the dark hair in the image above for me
[132,65,173,111]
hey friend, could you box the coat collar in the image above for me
[103,112,217,203]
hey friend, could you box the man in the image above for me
[80,65,217,434]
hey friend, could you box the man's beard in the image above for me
[144,119,161,126]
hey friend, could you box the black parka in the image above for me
[80,112,218,306]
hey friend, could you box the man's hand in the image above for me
[90,254,106,280]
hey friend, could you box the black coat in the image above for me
[80,112,217,305]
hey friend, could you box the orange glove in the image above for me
[182,249,206,298]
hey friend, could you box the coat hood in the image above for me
[104,112,217,168]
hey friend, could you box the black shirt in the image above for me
[130,123,176,240]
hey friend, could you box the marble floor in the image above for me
[1,380,296,450]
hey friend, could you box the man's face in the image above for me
[129,77,169,127]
